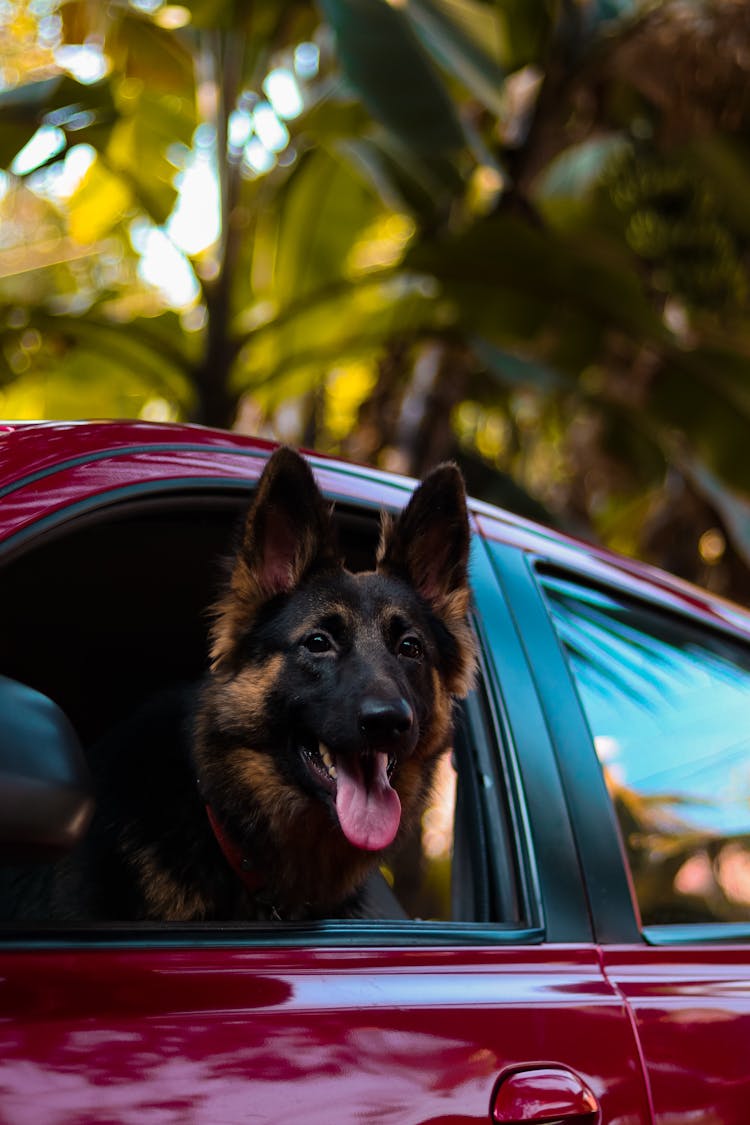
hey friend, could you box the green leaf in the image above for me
[297,96,373,145]
[109,13,195,94]
[4,354,179,420]
[650,348,750,493]
[0,80,57,168]
[180,0,239,28]
[590,0,638,26]
[420,0,506,64]
[180,0,277,29]
[131,309,204,368]
[34,312,195,407]
[405,0,506,116]
[319,0,467,155]
[0,74,115,117]
[66,158,133,242]
[406,212,664,340]
[534,135,629,203]
[687,137,750,241]
[680,455,750,571]
[471,336,569,391]
[336,134,463,220]
[496,0,554,69]
[232,274,439,395]
[271,147,381,308]
[0,75,117,169]
[0,124,47,172]
[1,308,194,417]
[107,87,195,224]
[532,136,633,235]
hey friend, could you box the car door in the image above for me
[0,457,652,1125]
[489,532,750,1125]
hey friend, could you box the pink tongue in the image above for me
[335,752,402,852]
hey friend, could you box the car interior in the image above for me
[0,487,515,931]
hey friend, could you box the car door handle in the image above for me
[491,1066,600,1123]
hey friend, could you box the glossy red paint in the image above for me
[602,946,750,1125]
[0,420,274,488]
[0,421,405,507]
[0,423,411,545]
[0,944,650,1125]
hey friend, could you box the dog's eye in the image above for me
[398,635,423,660]
[303,633,332,654]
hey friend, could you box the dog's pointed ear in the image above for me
[210,449,339,671]
[378,464,475,697]
[377,463,471,609]
[241,447,338,597]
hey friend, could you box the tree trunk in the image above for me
[190,30,245,430]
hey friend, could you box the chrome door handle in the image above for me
[491,1066,600,1123]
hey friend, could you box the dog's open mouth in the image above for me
[298,734,401,852]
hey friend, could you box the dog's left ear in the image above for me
[378,464,475,696]
[378,463,471,610]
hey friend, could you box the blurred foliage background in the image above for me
[2,0,750,600]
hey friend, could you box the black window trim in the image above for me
[0,919,544,951]
[486,541,640,944]
[473,536,593,944]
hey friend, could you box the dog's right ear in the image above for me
[210,448,339,669]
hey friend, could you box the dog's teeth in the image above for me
[319,742,336,780]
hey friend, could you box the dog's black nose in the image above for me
[358,696,413,747]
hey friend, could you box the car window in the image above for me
[542,574,750,928]
[381,744,459,921]
[0,497,510,930]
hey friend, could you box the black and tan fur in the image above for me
[34,448,476,922]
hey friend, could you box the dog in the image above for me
[23,447,476,923]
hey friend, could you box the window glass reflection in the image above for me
[543,575,750,926]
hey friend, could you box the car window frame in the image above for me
[471,535,593,944]
[485,540,642,944]
[0,477,541,950]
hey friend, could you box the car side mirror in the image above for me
[0,676,94,862]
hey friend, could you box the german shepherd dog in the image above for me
[28,448,476,923]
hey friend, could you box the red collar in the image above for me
[205,804,266,895]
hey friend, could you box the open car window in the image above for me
[0,490,522,933]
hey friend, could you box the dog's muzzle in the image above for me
[297,695,415,853]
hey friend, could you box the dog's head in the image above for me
[197,448,476,906]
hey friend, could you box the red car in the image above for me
[1,419,750,1125]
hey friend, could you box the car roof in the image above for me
[2,418,750,640]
